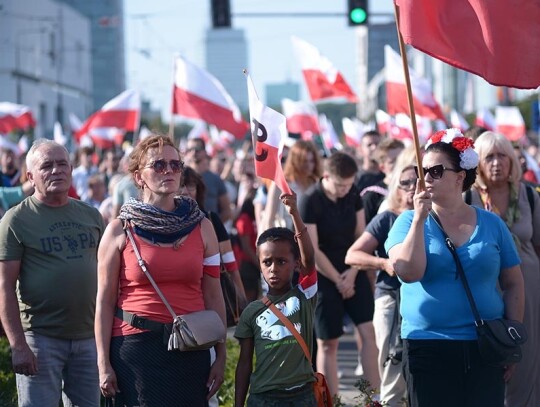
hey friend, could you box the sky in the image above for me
[124,0,394,120]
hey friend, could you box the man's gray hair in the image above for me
[26,139,70,172]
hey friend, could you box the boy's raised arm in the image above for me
[280,192,315,274]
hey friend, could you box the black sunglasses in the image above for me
[398,178,417,189]
[144,159,183,174]
[414,164,461,180]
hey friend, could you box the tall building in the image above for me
[55,0,126,112]
[205,28,248,111]
[0,0,92,138]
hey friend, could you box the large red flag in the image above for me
[75,89,140,148]
[246,74,292,196]
[396,0,540,89]
[172,56,248,139]
[385,45,446,122]
[291,36,358,103]
[0,102,36,134]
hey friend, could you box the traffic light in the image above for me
[211,0,231,28]
[347,0,368,26]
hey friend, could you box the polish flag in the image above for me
[395,0,540,89]
[376,110,392,135]
[291,36,357,103]
[390,114,431,144]
[384,45,446,122]
[53,122,68,146]
[319,114,342,151]
[0,136,23,156]
[172,56,248,139]
[450,110,470,132]
[495,106,526,141]
[187,121,210,145]
[0,102,36,134]
[281,98,320,135]
[246,74,292,195]
[475,108,495,131]
[69,113,83,133]
[342,117,365,147]
[208,125,235,152]
[75,89,140,148]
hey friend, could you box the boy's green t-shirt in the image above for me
[0,196,105,339]
[235,284,317,394]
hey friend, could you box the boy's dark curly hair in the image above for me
[256,227,300,260]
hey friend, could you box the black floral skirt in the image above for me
[110,331,210,407]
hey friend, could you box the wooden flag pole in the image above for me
[169,56,176,141]
[393,2,425,190]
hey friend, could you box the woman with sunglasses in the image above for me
[95,135,226,406]
[468,132,540,407]
[345,146,417,406]
[385,129,524,407]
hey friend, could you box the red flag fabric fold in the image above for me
[396,0,540,89]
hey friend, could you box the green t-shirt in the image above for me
[234,285,317,394]
[0,196,105,339]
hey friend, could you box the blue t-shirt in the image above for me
[384,207,520,340]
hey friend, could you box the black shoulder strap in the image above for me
[525,184,535,214]
[429,211,483,325]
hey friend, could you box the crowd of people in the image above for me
[0,125,538,406]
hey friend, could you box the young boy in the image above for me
[234,192,317,406]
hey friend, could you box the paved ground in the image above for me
[337,332,364,406]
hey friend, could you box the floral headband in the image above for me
[425,128,479,170]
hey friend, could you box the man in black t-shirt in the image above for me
[300,151,379,397]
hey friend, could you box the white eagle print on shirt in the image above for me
[256,296,301,341]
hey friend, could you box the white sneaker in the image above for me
[354,363,364,376]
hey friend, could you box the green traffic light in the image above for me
[350,7,367,24]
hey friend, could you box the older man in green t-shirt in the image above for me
[0,140,105,407]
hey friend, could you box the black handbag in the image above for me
[220,269,246,327]
[430,212,527,366]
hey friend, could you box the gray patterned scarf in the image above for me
[119,196,205,244]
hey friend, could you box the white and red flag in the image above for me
[187,121,210,145]
[0,102,36,134]
[342,117,365,147]
[495,106,526,141]
[281,98,320,135]
[75,89,140,148]
[246,74,292,195]
[172,56,248,139]
[475,107,496,131]
[384,45,446,122]
[68,113,83,133]
[395,0,540,89]
[450,109,470,132]
[53,122,68,146]
[376,109,392,136]
[319,114,342,151]
[291,36,357,103]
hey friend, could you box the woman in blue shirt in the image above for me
[385,129,524,407]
